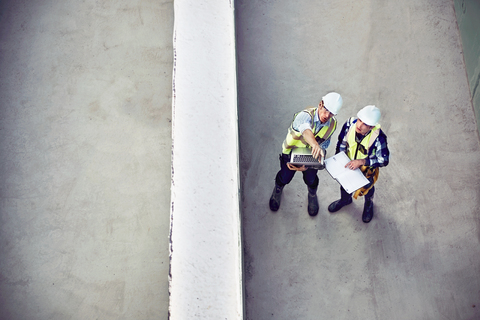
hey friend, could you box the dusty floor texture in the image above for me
[1,0,480,319]
[235,0,480,319]
[0,1,173,319]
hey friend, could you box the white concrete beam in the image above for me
[169,0,243,319]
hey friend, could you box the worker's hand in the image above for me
[310,144,323,161]
[320,148,326,160]
[302,129,323,162]
[287,163,307,171]
[345,159,365,170]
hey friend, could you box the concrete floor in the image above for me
[0,1,172,319]
[236,1,480,319]
[2,0,480,319]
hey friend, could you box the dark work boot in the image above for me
[307,187,319,216]
[328,187,353,213]
[327,197,352,213]
[269,184,284,211]
[362,197,374,223]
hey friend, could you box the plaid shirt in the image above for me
[335,118,390,168]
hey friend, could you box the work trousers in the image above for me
[275,153,319,189]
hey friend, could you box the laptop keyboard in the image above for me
[293,155,319,163]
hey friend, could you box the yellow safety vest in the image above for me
[282,107,337,154]
[346,117,381,161]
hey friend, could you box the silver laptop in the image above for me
[289,147,325,169]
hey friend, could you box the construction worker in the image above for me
[328,105,390,223]
[269,92,343,216]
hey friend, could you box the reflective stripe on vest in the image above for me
[346,117,381,160]
[282,107,337,154]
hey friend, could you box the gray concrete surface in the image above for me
[236,1,480,319]
[0,1,172,319]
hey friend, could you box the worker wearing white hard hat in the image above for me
[269,92,343,216]
[328,105,390,223]
[322,92,343,115]
[357,105,381,126]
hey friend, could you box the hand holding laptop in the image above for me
[286,163,308,171]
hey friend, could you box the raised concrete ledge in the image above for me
[169,1,243,319]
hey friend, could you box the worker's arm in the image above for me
[302,129,323,160]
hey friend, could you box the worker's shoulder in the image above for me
[300,106,316,114]
[342,117,356,127]
[294,107,315,119]
[376,128,388,143]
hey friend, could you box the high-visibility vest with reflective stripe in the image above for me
[346,117,381,161]
[282,107,337,154]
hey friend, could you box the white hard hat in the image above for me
[357,105,381,126]
[322,92,343,115]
